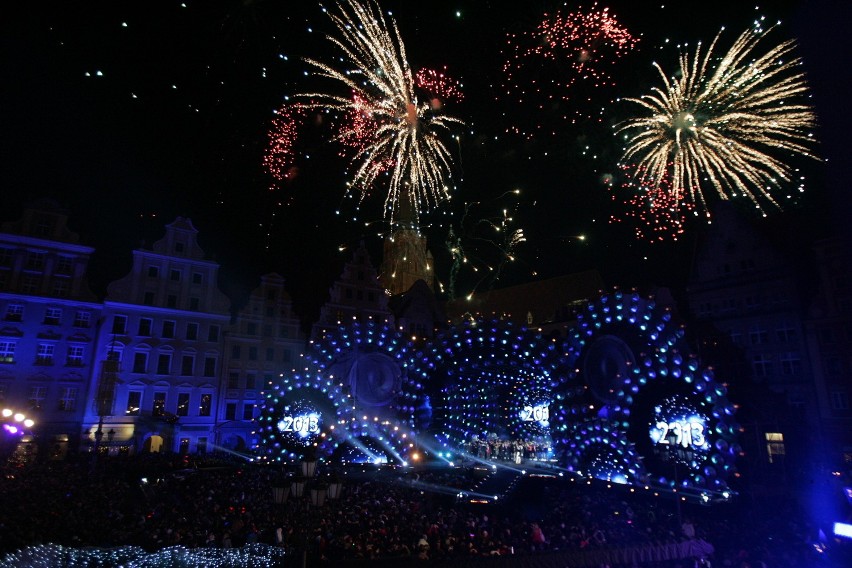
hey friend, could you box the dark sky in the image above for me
[2,1,849,322]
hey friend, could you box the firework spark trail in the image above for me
[444,192,526,301]
[299,0,463,224]
[617,22,817,215]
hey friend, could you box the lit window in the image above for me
[67,345,85,366]
[36,343,55,365]
[765,432,785,464]
[0,341,16,363]
[58,387,78,411]
[44,307,62,325]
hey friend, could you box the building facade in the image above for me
[81,217,231,455]
[0,200,102,460]
[218,273,306,452]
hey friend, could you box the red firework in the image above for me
[263,103,307,185]
[415,66,464,108]
[501,3,638,137]
[608,164,695,243]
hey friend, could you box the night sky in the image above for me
[2,1,849,322]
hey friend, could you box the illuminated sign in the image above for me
[276,399,323,446]
[650,419,706,449]
[520,404,550,424]
[277,413,320,438]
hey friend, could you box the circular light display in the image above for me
[256,320,425,464]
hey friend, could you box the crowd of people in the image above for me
[0,451,842,567]
[468,436,552,463]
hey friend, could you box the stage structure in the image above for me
[555,292,740,496]
[254,320,427,464]
[255,292,740,498]
[407,319,573,457]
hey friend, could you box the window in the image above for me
[0,247,12,267]
[231,345,241,360]
[106,342,124,362]
[267,289,277,301]
[156,353,172,375]
[55,256,73,275]
[43,307,62,325]
[66,345,85,366]
[831,391,850,411]
[181,354,194,376]
[225,402,237,421]
[282,349,292,363]
[73,311,91,328]
[5,303,23,322]
[25,251,45,271]
[0,341,16,363]
[265,347,275,362]
[52,279,70,298]
[36,343,55,365]
[152,392,166,416]
[749,326,768,345]
[58,387,78,412]
[33,214,55,236]
[263,325,272,337]
[162,321,176,338]
[249,347,258,361]
[20,274,39,294]
[112,315,128,335]
[132,352,148,374]
[825,356,843,376]
[765,432,785,464]
[265,307,274,317]
[126,391,142,415]
[228,372,240,389]
[208,325,220,342]
[197,437,208,454]
[176,393,190,416]
[186,323,198,341]
[345,288,353,299]
[189,297,199,311]
[245,373,256,390]
[203,356,216,377]
[776,323,797,343]
[199,393,212,416]
[279,325,289,338]
[138,318,153,336]
[166,295,177,308]
[147,266,159,278]
[780,352,802,376]
[357,290,364,300]
[242,403,254,421]
[143,292,155,306]
[819,327,836,345]
[752,353,772,377]
[192,272,203,285]
[247,323,258,335]
[28,385,47,410]
[170,269,181,282]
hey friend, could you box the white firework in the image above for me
[617,23,817,215]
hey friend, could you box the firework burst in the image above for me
[300,0,464,224]
[500,3,638,138]
[617,22,817,215]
